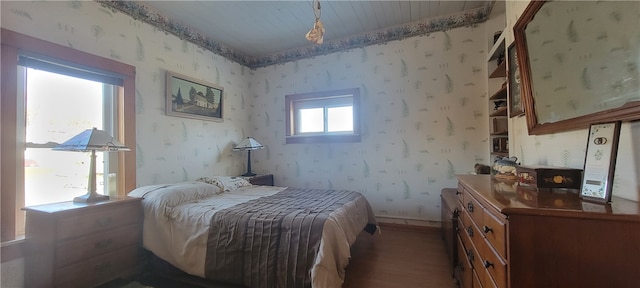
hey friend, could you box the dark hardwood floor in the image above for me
[110,225,456,288]
[343,225,457,288]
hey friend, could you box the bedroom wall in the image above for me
[1,1,253,286]
[1,1,253,187]
[248,25,489,225]
[505,1,640,202]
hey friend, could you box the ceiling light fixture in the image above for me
[305,0,324,44]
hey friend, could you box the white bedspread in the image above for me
[128,182,376,287]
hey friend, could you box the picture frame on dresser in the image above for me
[166,71,223,122]
[580,121,621,203]
[508,42,524,118]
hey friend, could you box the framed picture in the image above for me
[580,121,621,203]
[166,71,223,122]
[508,42,524,118]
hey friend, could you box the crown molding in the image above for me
[99,1,492,69]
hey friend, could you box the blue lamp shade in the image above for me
[53,127,130,152]
[233,137,264,177]
[53,128,130,203]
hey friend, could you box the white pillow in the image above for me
[128,181,222,207]
[196,176,252,191]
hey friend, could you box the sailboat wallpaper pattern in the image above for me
[249,26,488,222]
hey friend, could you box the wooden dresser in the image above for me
[452,175,640,288]
[23,197,142,288]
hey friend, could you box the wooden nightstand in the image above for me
[23,197,142,288]
[244,174,274,186]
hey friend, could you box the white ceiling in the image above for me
[141,1,489,58]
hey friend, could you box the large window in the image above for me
[285,88,360,144]
[22,67,118,207]
[1,29,136,243]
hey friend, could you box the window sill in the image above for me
[1,237,25,263]
[286,134,361,144]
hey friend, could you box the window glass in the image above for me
[23,68,114,206]
[327,106,353,132]
[299,108,325,133]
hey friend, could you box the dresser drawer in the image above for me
[460,210,485,262]
[482,239,508,288]
[56,201,139,240]
[457,236,473,288]
[459,218,485,284]
[457,183,466,204]
[482,208,507,259]
[463,191,484,228]
[473,270,484,288]
[55,244,138,288]
[55,224,139,268]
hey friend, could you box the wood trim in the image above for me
[1,42,19,242]
[513,1,640,135]
[1,240,24,263]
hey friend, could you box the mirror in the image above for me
[514,1,640,135]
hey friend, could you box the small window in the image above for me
[286,88,360,144]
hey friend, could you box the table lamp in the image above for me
[233,137,264,177]
[53,127,130,203]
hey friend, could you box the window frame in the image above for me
[1,28,136,244]
[285,88,361,144]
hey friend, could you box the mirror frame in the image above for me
[513,1,640,135]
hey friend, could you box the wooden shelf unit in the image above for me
[487,23,508,161]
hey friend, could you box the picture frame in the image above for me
[580,121,621,203]
[508,42,524,118]
[166,71,223,122]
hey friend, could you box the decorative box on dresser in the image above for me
[23,197,143,288]
[452,175,640,288]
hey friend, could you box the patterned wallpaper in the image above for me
[1,0,253,186]
[2,0,490,224]
[248,28,488,222]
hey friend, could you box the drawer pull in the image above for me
[483,225,493,233]
[466,226,474,238]
[467,202,474,212]
[456,190,462,195]
[95,239,113,249]
[467,249,474,263]
[96,217,112,227]
[484,260,494,268]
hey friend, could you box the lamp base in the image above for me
[73,192,110,203]
[241,172,257,177]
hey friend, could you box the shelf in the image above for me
[491,130,508,136]
[491,152,509,157]
[489,60,506,78]
[489,85,507,100]
[487,28,506,62]
[490,106,508,117]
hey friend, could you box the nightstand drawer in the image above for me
[56,201,139,240]
[55,244,138,288]
[55,224,139,267]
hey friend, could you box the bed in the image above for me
[128,176,378,288]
